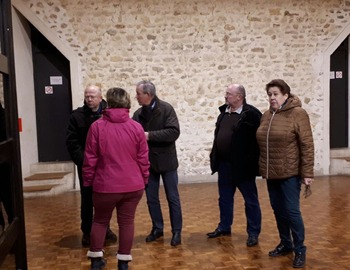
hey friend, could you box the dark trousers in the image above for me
[146,169,182,233]
[217,161,261,236]
[78,166,93,235]
[267,176,306,253]
[90,190,143,255]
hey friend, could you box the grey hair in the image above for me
[236,84,246,99]
[136,80,156,97]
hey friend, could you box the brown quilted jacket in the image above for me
[256,95,314,179]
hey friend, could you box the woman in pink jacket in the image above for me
[83,87,149,270]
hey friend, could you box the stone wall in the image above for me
[15,0,350,180]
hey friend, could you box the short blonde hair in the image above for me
[106,88,131,109]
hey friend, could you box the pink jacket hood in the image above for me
[82,108,150,193]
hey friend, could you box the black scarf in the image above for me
[140,98,156,122]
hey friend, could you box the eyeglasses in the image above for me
[84,95,98,100]
[225,92,241,97]
[303,185,312,199]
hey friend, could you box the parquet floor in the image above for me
[1,175,350,269]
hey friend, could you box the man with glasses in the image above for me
[207,84,262,247]
[66,84,117,247]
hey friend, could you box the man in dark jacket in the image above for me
[133,80,182,247]
[207,84,262,247]
[0,102,13,232]
[66,84,117,247]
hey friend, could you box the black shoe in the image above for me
[118,260,129,270]
[105,228,117,242]
[91,257,106,270]
[293,252,306,268]
[145,228,164,242]
[268,243,293,257]
[246,235,258,247]
[170,232,181,246]
[82,233,90,247]
[206,228,231,238]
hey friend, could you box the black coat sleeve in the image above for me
[66,114,84,166]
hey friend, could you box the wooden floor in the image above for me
[1,175,350,270]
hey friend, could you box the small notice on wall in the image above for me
[330,71,343,79]
[336,71,343,79]
[45,86,53,94]
[50,76,63,85]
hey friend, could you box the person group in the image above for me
[82,87,150,270]
[66,78,314,270]
[67,81,183,270]
[207,79,313,269]
[66,85,118,247]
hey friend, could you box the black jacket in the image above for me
[210,103,261,180]
[133,96,180,173]
[66,100,107,167]
[0,102,6,142]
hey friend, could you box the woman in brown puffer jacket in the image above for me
[256,79,314,269]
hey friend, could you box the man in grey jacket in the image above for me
[133,80,182,247]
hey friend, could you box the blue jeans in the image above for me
[146,169,182,233]
[217,161,261,237]
[267,176,306,253]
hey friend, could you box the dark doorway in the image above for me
[0,0,27,268]
[31,26,72,161]
[330,37,349,148]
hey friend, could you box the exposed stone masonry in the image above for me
[17,0,350,180]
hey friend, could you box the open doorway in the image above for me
[11,3,80,180]
[330,36,349,149]
[31,26,72,162]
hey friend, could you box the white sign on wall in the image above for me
[330,71,344,79]
[50,76,63,85]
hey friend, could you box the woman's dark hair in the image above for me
[265,79,291,97]
[106,87,131,109]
